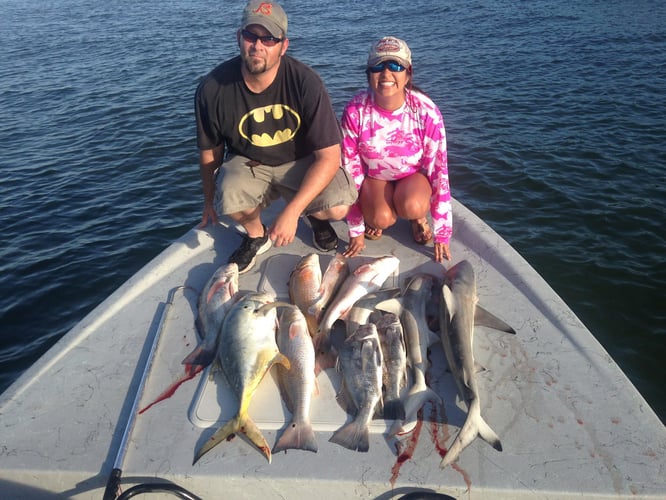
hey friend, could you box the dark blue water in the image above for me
[1,0,664,422]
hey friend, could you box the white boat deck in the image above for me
[1,198,664,499]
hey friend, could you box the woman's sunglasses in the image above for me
[240,29,284,47]
[368,61,407,73]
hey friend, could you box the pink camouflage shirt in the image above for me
[341,88,452,244]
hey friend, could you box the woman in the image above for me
[341,36,452,262]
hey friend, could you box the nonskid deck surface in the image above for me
[0,199,664,499]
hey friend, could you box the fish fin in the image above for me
[426,329,440,347]
[256,301,292,316]
[374,297,403,316]
[329,418,369,452]
[273,352,291,370]
[388,385,441,438]
[475,305,515,334]
[193,416,240,464]
[478,415,503,451]
[440,401,502,468]
[180,344,216,367]
[442,285,456,318]
[240,415,273,463]
[273,421,318,454]
[382,398,406,421]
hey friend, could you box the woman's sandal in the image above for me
[364,225,383,241]
[410,219,433,245]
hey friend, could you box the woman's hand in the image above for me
[343,234,365,257]
[434,242,451,262]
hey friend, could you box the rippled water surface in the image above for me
[1,0,664,422]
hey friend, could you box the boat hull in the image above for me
[1,199,664,499]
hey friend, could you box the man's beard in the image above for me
[243,56,267,75]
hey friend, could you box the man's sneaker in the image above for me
[228,225,272,274]
[307,215,338,252]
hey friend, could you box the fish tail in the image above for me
[193,413,272,465]
[388,385,441,438]
[329,418,369,452]
[181,344,216,367]
[193,416,239,465]
[478,414,503,451]
[439,402,502,468]
[382,398,406,421]
[241,415,273,463]
[273,420,318,454]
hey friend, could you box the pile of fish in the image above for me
[185,254,515,468]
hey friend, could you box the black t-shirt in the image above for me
[195,55,341,166]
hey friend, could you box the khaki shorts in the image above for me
[215,154,357,216]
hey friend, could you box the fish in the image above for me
[438,260,513,468]
[273,305,318,454]
[315,255,399,368]
[329,323,383,452]
[314,287,401,374]
[288,253,322,337]
[376,273,442,437]
[309,253,350,323]
[182,263,240,367]
[345,288,401,338]
[193,292,290,464]
[374,312,407,420]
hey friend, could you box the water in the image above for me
[1,0,664,423]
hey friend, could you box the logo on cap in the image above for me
[254,2,273,15]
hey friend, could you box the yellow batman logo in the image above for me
[238,104,301,147]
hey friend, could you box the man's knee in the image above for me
[311,204,350,221]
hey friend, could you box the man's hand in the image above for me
[268,210,300,247]
[198,204,219,228]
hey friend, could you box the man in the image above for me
[195,0,357,273]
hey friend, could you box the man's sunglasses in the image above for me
[240,29,284,47]
[368,61,407,73]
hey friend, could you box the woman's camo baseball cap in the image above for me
[367,36,412,68]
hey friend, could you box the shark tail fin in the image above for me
[439,400,502,468]
[478,415,503,451]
